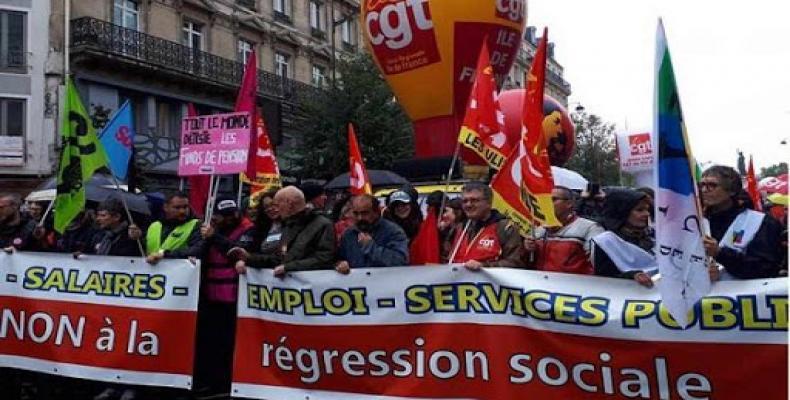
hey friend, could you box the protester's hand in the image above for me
[634,272,654,288]
[335,260,351,275]
[523,237,537,252]
[128,224,142,240]
[357,232,373,246]
[703,236,719,257]
[188,256,198,266]
[33,226,47,239]
[235,260,247,274]
[227,247,249,261]
[3,246,14,254]
[146,251,163,265]
[200,224,215,239]
[708,263,721,282]
[464,260,484,271]
[273,265,286,278]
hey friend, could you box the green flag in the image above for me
[54,77,108,233]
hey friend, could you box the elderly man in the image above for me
[449,182,524,270]
[336,194,408,273]
[129,192,203,264]
[700,166,783,279]
[523,186,604,275]
[235,186,335,276]
[0,193,36,252]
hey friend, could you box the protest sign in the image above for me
[0,252,199,389]
[232,266,787,400]
[617,131,654,173]
[178,112,251,176]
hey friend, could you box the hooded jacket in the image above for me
[593,189,654,279]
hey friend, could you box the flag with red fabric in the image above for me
[746,155,763,211]
[409,207,441,265]
[242,116,282,195]
[237,50,259,180]
[490,27,559,235]
[457,40,510,170]
[186,103,210,218]
[348,123,372,195]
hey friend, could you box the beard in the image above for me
[356,220,374,233]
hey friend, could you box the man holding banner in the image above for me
[129,192,203,264]
[450,182,524,270]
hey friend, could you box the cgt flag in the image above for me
[653,19,710,328]
[55,77,109,233]
[491,27,558,235]
[348,123,372,195]
[457,39,510,170]
[241,116,282,195]
[747,155,762,212]
[98,100,134,180]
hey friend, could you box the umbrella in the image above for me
[551,166,588,191]
[26,174,151,215]
[325,169,408,190]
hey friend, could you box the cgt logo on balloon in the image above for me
[365,0,440,74]
[495,0,526,24]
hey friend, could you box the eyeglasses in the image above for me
[699,182,720,190]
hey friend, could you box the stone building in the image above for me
[505,26,572,107]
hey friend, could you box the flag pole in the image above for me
[38,198,56,228]
[205,174,216,223]
[447,220,471,263]
[438,138,462,224]
[236,175,244,208]
[179,178,184,191]
[107,174,146,257]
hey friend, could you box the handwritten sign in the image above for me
[178,112,251,176]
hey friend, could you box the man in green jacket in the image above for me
[129,192,204,264]
[232,186,335,276]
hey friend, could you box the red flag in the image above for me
[236,50,258,179]
[348,123,372,195]
[458,39,510,170]
[186,103,210,218]
[409,206,440,265]
[747,155,762,211]
[490,27,559,234]
[242,115,282,195]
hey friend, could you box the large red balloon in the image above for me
[499,89,576,166]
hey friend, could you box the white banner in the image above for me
[0,252,200,388]
[232,266,787,400]
[617,131,654,173]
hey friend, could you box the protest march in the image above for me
[0,1,787,400]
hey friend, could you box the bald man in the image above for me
[233,186,335,276]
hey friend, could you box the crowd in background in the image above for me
[0,164,787,400]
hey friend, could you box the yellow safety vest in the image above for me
[145,219,199,255]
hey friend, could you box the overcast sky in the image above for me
[529,0,790,172]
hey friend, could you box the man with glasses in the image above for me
[335,194,408,273]
[700,165,783,279]
[0,193,37,252]
[522,186,604,275]
[449,182,524,270]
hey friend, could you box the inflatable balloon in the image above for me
[362,0,527,158]
[498,89,576,166]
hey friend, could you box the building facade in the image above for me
[0,0,361,192]
[0,0,57,193]
[505,26,572,107]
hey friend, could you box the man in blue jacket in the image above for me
[335,194,409,273]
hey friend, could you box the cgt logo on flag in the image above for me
[629,133,652,156]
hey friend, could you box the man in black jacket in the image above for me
[700,166,783,279]
[0,193,36,252]
[89,198,142,257]
[234,186,335,276]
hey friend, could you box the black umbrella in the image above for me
[324,169,408,190]
[32,173,151,215]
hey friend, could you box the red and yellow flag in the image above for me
[490,27,559,234]
[348,123,372,195]
[242,116,282,195]
[746,155,762,211]
[457,40,510,170]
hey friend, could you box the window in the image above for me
[113,0,139,30]
[238,39,253,64]
[341,18,356,45]
[309,1,323,31]
[182,20,203,50]
[0,10,26,72]
[275,52,290,78]
[273,0,290,15]
[0,98,25,165]
[311,65,326,86]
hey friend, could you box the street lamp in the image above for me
[329,0,359,85]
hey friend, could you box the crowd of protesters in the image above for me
[0,164,787,400]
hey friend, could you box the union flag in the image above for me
[348,123,372,195]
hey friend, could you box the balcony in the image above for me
[70,17,319,104]
[236,0,256,10]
